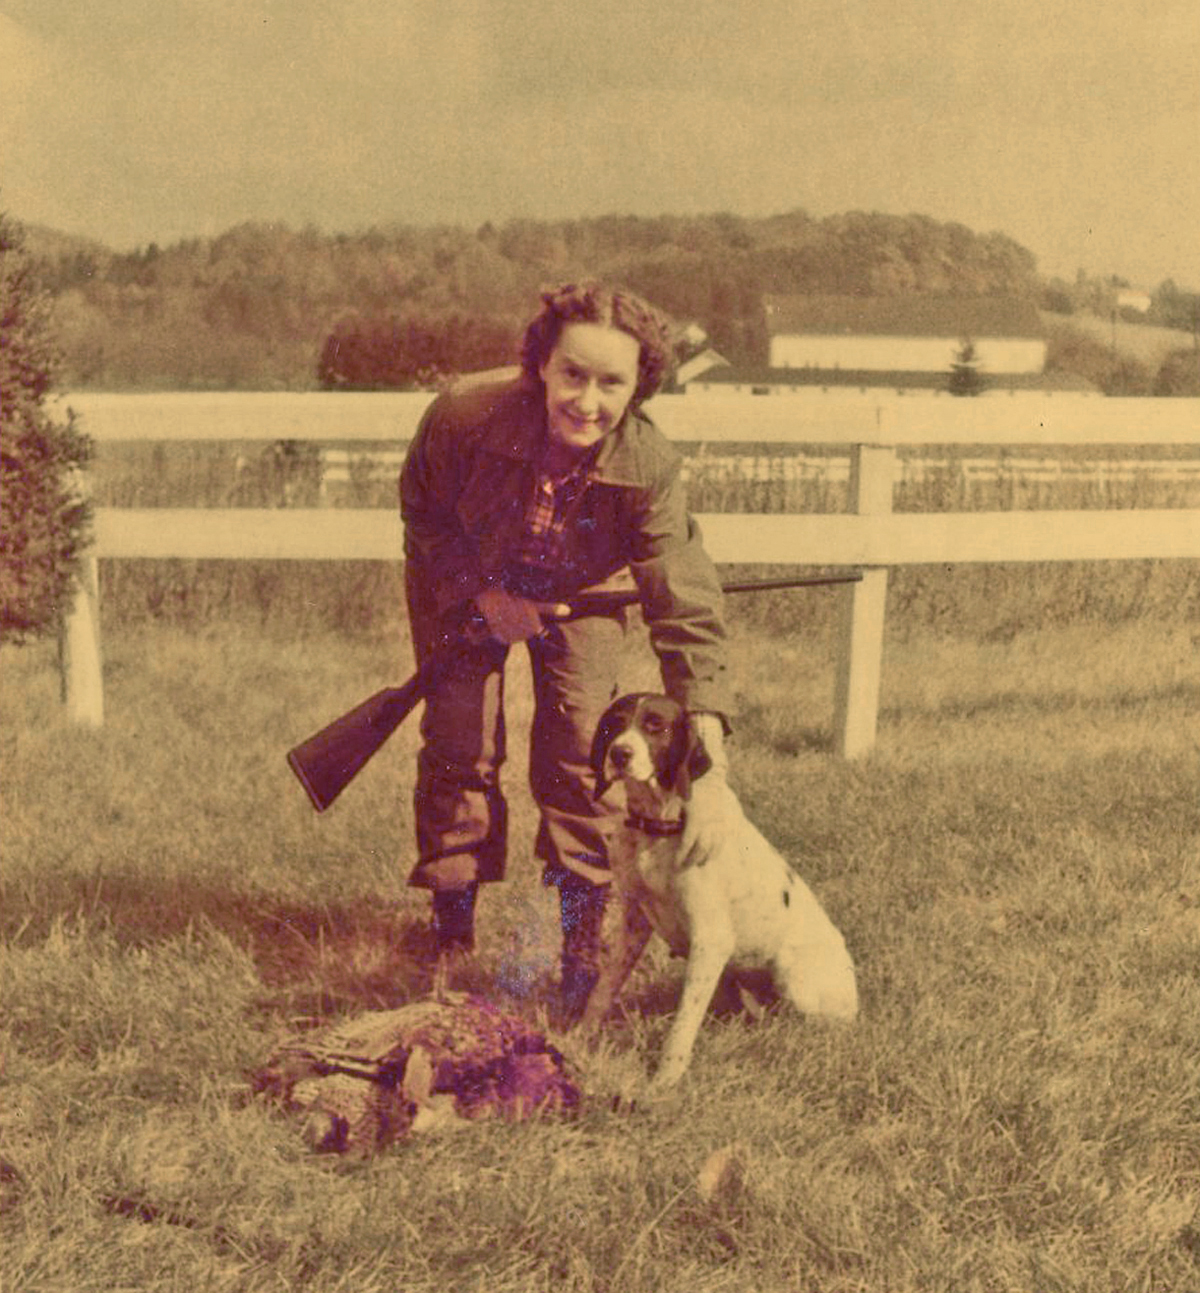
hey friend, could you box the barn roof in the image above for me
[693,366,1095,393]
[764,295,1044,340]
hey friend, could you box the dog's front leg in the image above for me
[651,923,735,1090]
[576,881,652,1035]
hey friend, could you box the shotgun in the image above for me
[286,571,863,812]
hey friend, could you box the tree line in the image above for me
[18,209,1200,396]
[4,204,1197,643]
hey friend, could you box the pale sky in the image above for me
[2,0,1197,288]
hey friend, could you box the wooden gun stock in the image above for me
[286,571,862,811]
[286,654,449,812]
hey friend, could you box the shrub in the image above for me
[1043,323,1153,396]
[0,211,92,641]
[1154,348,1200,397]
[317,312,517,389]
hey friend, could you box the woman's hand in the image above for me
[678,712,734,869]
[474,588,570,644]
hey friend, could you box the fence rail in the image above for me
[61,391,1200,755]
[92,506,1198,565]
[320,446,1200,493]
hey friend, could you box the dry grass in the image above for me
[3,603,1200,1291]
[1044,311,1193,366]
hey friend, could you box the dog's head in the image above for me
[590,693,712,800]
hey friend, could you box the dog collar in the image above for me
[626,811,685,837]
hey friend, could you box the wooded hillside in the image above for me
[17,209,1198,394]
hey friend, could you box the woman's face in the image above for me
[539,322,641,460]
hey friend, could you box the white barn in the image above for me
[765,295,1047,375]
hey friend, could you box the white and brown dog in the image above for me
[582,693,858,1088]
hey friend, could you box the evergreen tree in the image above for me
[0,211,92,641]
[948,337,986,396]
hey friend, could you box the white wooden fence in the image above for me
[321,447,1200,493]
[59,391,1200,756]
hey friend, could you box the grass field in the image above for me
[1043,311,1195,367]
[3,600,1199,1292]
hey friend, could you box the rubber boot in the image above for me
[558,882,606,1024]
[431,885,477,956]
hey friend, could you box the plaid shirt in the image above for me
[509,454,595,594]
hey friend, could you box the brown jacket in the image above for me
[399,376,729,716]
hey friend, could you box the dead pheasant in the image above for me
[253,992,578,1153]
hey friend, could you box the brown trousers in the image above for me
[406,608,627,893]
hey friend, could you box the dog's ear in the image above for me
[590,695,636,799]
[662,711,712,800]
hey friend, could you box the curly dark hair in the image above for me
[520,281,675,406]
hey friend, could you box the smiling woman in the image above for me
[396,280,731,1018]
[537,323,640,469]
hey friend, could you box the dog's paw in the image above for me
[646,1059,688,1094]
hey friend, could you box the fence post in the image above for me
[832,436,895,758]
[59,468,105,726]
[59,553,104,726]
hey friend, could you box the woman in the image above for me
[399,281,730,1014]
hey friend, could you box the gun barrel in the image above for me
[721,573,863,594]
[564,571,862,618]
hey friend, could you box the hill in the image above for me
[18,222,112,264]
[17,210,1039,391]
[10,209,1196,394]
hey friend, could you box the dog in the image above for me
[581,693,858,1088]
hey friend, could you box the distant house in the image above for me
[1116,288,1152,314]
[763,295,1047,376]
[667,320,729,390]
[673,347,729,386]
